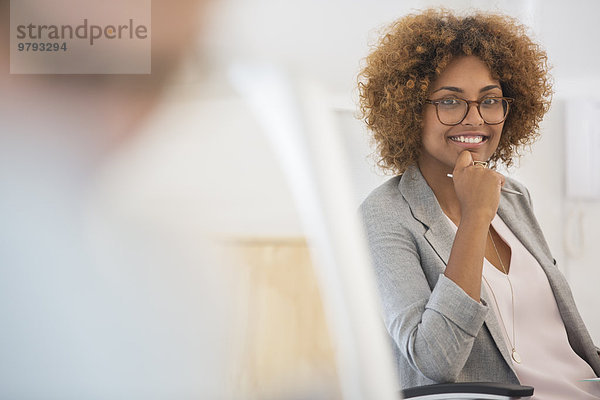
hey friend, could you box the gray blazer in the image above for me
[360,165,600,389]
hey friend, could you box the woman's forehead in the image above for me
[430,56,501,92]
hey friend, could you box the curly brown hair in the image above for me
[358,8,553,174]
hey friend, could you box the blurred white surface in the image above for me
[230,64,399,399]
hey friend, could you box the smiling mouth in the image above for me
[449,135,489,144]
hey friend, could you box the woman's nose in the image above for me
[462,103,484,126]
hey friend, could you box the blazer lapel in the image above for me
[399,165,518,375]
[497,196,553,270]
[399,165,454,267]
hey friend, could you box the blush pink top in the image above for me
[446,214,600,399]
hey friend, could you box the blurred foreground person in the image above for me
[0,1,239,398]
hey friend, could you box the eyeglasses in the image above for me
[425,97,514,126]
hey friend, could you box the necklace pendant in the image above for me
[512,349,521,364]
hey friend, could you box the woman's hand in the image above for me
[452,150,505,224]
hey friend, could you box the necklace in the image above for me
[483,230,521,364]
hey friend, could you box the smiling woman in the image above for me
[358,9,552,174]
[357,8,600,399]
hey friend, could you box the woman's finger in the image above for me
[454,150,474,173]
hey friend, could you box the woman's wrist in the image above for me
[460,210,494,229]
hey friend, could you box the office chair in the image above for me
[402,382,533,399]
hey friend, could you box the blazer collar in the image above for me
[496,197,554,270]
[399,165,455,265]
[398,164,518,375]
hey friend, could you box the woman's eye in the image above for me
[440,98,459,106]
[482,98,499,105]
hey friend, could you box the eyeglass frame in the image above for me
[424,96,514,126]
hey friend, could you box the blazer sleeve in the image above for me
[360,196,489,382]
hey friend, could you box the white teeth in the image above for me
[450,136,484,143]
